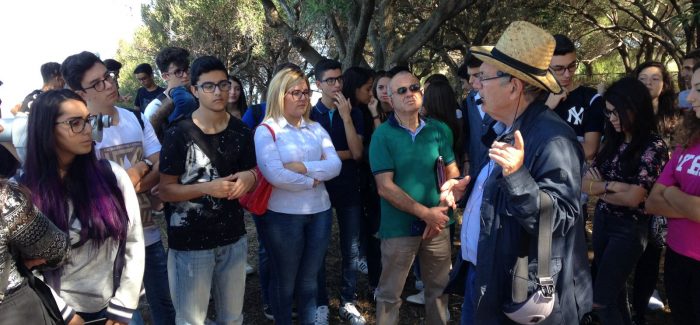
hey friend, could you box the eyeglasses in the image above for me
[549,61,578,75]
[395,83,421,95]
[604,108,619,118]
[321,76,343,86]
[196,80,232,93]
[55,115,96,133]
[168,67,189,78]
[478,71,511,83]
[136,75,151,82]
[82,71,116,92]
[286,89,311,101]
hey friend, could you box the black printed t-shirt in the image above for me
[19,90,43,113]
[134,86,165,111]
[159,115,256,250]
[553,86,606,142]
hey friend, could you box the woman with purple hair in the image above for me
[21,89,145,325]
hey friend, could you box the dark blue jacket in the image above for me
[472,101,592,324]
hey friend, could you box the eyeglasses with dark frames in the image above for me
[477,71,512,83]
[286,89,311,101]
[168,67,189,78]
[395,83,421,95]
[321,76,343,86]
[604,108,619,118]
[549,61,579,75]
[55,115,96,133]
[196,80,232,93]
[82,71,116,92]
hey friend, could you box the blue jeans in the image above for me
[252,215,271,307]
[168,237,248,325]
[263,209,332,325]
[143,241,176,325]
[318,205,363,304]
[460,262,477,325]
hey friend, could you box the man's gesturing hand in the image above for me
[440,176,471,209]
[489,130,525,176]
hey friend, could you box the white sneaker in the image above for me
[339,302,367,325]
[406,290,425,305]
[245,261,255,275]
[355,258,368,275]
[648,289,664,310]
[315,305,329,325]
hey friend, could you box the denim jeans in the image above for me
[262,209,332,325]
[460,262,477,325]
[168,237,247,325]
[142,240,176,325]
[318,205,363,304]
[251,215,271,307]
[592,210,647,325]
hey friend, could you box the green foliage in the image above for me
[115,0,700,101]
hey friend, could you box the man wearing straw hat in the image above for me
[442,21,592,324]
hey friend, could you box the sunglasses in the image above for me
[395,83,421,95]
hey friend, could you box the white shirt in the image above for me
[94,107,162,246]
[254,117,341,215]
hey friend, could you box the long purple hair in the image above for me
[21,89,128,246]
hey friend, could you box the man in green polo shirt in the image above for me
[369,70,460,325]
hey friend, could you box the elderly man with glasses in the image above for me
[441,22,592,325]
[369,69,459,325]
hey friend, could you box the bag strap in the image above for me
[511,191,555,303]
[258,123,275,142]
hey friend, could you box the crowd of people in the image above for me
[0,20,699,325]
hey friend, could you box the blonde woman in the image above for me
[254,67,341,325]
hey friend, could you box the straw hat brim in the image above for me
[471,46,562,94]
[0,142,20,163]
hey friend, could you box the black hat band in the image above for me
[491,48,548,77]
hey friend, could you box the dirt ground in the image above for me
[140,207,673,324]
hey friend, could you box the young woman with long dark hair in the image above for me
[646,63,700,325]
[423,79,463,164]
[630,61,681,324]
[227,75,248,119]
[21,89,144,324]
[582,77,668,324]
[369,71,392,127]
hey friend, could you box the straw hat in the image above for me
[471,21,562,94]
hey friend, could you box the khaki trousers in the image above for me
[375,228,451,325]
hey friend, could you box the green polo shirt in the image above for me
[369,115,456,239]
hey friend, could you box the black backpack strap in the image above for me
[124,108,145,131]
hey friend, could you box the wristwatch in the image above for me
[142,158,154,172]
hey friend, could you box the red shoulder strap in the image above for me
[260,123,276,142]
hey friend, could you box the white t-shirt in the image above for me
[94,106,162,246]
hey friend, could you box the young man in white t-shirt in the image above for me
[62,51,175,324]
